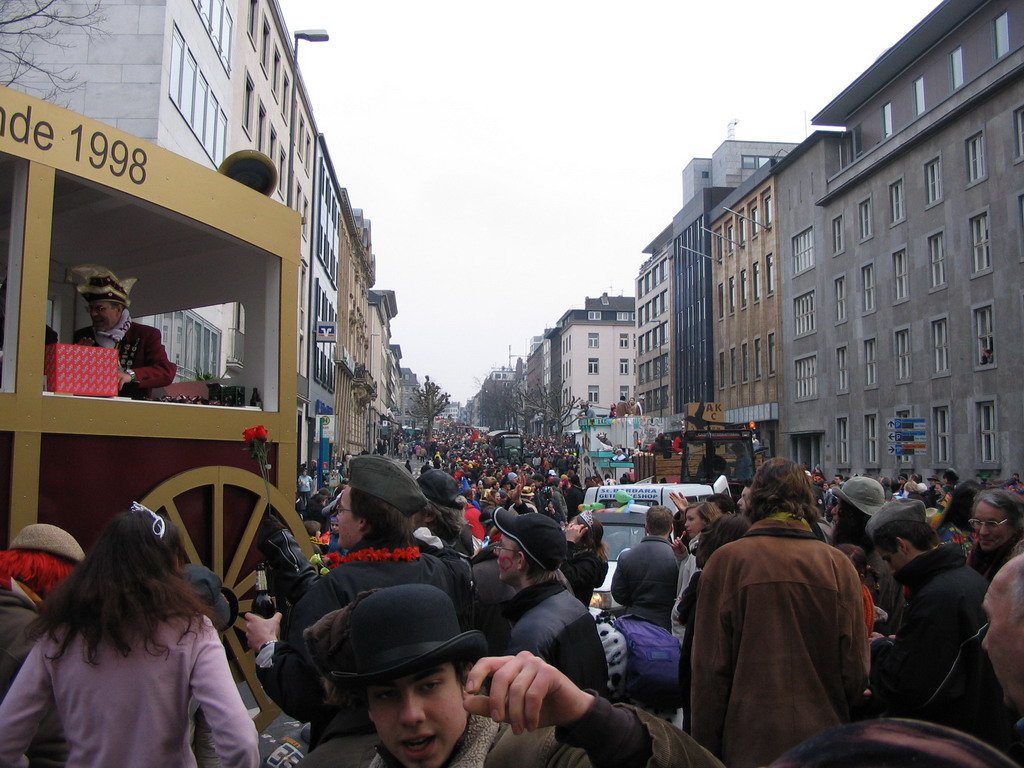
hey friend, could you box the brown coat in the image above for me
[691,519,869,768]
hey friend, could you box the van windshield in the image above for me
[602,523,646,559]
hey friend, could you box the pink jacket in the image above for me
[0,617,258,768]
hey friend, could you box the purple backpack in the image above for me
[615,613,683,708]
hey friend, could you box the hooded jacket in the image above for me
[870,544,1011,749]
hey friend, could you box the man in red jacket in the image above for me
[71,264,175,398]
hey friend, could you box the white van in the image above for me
[582,477,728,510]
[584,477,729,614]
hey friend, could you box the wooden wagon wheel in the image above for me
[140,466,312,732]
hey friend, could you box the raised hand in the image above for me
[462,652,593,734]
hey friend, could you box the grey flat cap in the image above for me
[349,455,428,516]
[866,499,927,538]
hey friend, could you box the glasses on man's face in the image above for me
[491,545,520,557]
[969,517,1009,530]
[88,303,118,314]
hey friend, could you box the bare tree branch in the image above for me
[411,376,450,443]
[519,382,581,436]
[0,0,107,100]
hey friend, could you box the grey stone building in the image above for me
[640,140,796,422]
[778,0,1024,481]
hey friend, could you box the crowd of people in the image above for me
[250,439,1024,767]
[5,431,1024,767]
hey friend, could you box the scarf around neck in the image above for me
[94,308,132,347]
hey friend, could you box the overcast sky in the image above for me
[278,0,941,403]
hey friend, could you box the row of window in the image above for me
[638,290,668,326]
[586,310,634,321]
[713,192,774,259]
[638,323,668,355]
[169,26,228,166]
[717,255,776,318]
[637,354,668,385]
[192,0,233,71]
[584,358,633,376]
[637,260,669,299]
[844,12,1012,166]
[830,133,1016,272]
[582,385,632,406]
[641,385,670,413]
[796,305,996,400]
[315,163,340,287]
[805,140,1010,285]
[797,209,999,340]
[563,332,632,355]
[241,76,312,186]
[145,310,222,381]
[588,332,634,349]
[835,400,997,467]
[244,0,315,218]
[717,333,778,389]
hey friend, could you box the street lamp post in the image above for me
[287,29,327,483]
[286,29,329,209]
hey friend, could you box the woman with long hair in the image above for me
[0,505,258,767]
[673,500,724,628]
[560,511,609,605]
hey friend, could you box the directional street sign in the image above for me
[888,431,926,441]
[888,417,928,454]
[887,418,926,430]
[888,445,926,455]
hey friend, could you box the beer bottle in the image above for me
[253,563,275,619]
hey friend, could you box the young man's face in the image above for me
[335,487,364,550]
[494,540,523,585]
[877,539,914,576]
[366,663,468,768]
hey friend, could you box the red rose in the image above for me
[242,425,269,444]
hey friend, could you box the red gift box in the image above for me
[44,344,120,397]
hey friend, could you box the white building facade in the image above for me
[552,294,636,412]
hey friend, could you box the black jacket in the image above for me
[610,535,678,631]
[564,485,585,516]
[471,548,516,656]
[258,541,472,748]
[559,543,608,606]
[870,544,1012,749]
[503,581,607,694]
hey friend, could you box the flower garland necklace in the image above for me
[312,546,420,574]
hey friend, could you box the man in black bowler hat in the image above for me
[301,583,724,768]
